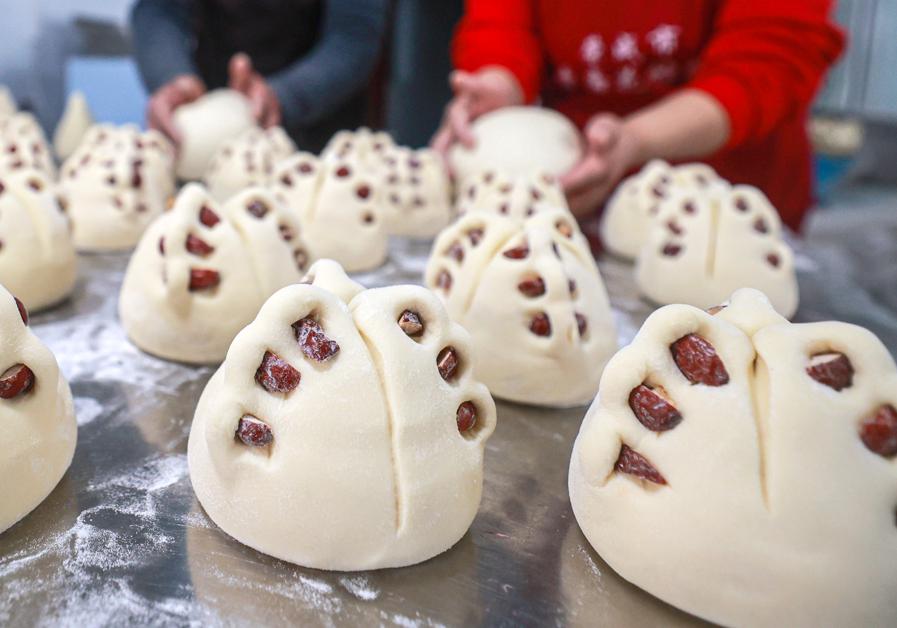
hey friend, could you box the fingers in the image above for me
[560,154,610,196]
[430,125,454,156]
[566,181,612,218]
[447,95,476,148]
[449,70,474,94]
[229,52,253,94]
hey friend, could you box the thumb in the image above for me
[450,70,478,96]
[229,53,253,93]
[586,115,620,153]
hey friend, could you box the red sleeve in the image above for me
[451,0,543,103]
[688,0,845,149]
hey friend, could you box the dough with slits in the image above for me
[0,168,77,311]
[59,124,176,251]
[424,209,617,407]
[0,284,77,533]
[569,288,897,627]
[456,169,569,221]
[635,184,799,318]
[119,183,308,364]
[188,259,495,569]
[203,126,295,200]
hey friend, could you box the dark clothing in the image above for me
[130,0,388,151]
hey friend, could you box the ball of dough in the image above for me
[569,288,897,627]
[119,183,308,364]
[53,91,93,161]
[0,169,77,311]
[448,107,582,183]
[204,126,295,200]
[173,89,256,180]
[456,170,568,220]
[188,258,496,570]
[425,209,617,407]
[0,112,56,179]
[59,124,176,251]
[600,160,725,261]
[0,284,77,533]
[636,183,799,318]
[270,153,388,272]
[379,146,452,238]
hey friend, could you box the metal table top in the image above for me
[2,208,896,627]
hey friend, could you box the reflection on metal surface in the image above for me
[2,211,894,625]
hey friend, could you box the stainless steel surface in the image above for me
[2,211,896,627]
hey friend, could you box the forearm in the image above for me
[623,89,730,166]
[130,0,198,92]
[268,0,387,128]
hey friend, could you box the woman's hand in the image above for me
[560,114,644,217]
[229,53,281,128]
[431,66,524,157]
[147,74,206,144]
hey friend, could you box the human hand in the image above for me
[229,53,281,128]
[431,66,523,157]
[560,114,644,218]
[147,74,206,144]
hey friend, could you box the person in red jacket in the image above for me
[432,0,844,232]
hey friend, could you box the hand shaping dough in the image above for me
[0,169,77,311]
[425,209,617,407]
[569,288,897,627]
[53,91,94,161]
[0,285,77,533]
[270,153,387,272]
[600,160,725,260]
[457,170,569,220]
[0,112,56,179]
[59,124,176,251]
[204,126,295,200]
[173,89,256,180]
[119,183,308,364]
[636,184,799,318]
[379,146,452,238]
[188,259,496,569]
[448,107,583,184]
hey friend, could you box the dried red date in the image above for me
[437,347,459,381]
[14,297,28,325]
[293,317,340,362]
[662,243,682,257]
[806,352,853,391]
[186,234,214,257]
[628,384,682,431]
[199,206,220,227]
[575,313,587,337]
[246,200,268,218]
[530,312,551,337]
[436,270,452,292]
[456,401,477,433]
[859,404,897,458]
[556,221,573,238]
[467,229,484,246]
[671,334,729,386]
[615,445,666,484]
[188,269,220,292]
[255,351,301,394]
[446,241,464,263]
[398,310,424,336]
[0,364,35,399]
[503,243,529,259]
[518,276,546,298]
[236,415,274,447]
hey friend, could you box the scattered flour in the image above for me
[339,575,380,601]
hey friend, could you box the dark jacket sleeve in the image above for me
[267,0,388,128]
[130,0,199,93]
